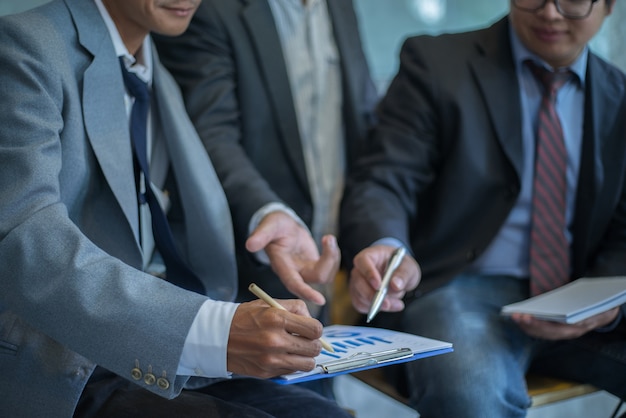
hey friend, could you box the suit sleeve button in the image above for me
[157,377,170,390]
[130,368,143,381]
[144,373,156,385]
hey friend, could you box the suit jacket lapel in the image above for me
[152,53,237,300]
[240,0,309,192]
[572,53,625,275]
[470,18,524,181]
[67,0,140,241]
[584,53,624,196]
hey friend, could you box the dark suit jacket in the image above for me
[340,17,626,297]
[154,0,378,300]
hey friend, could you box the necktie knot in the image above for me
[525,60,572,100]
[119,57,150,103]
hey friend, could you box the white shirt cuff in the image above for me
[177,299,239,378]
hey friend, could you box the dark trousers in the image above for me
[74,372,351,418]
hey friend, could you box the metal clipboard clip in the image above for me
[319,347,413,374]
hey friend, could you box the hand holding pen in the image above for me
[349,245,420,319]
[227,291,327,378]
[249,283,335,352]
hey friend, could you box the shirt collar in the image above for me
[94,0,153,85]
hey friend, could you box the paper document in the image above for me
[501,276,626,324]
[273,325,453,384]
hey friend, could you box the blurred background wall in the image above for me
[2,0,625,95]
[352,0,626,92]
[0,0,49,16]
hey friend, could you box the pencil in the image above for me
[248,283,335,353]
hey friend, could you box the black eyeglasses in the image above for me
[512,0,599,19]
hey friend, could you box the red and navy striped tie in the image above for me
[526,60,572,296]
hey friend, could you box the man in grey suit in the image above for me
[341,0,626,417]
[153,0,378,310]
[0,0,352,416]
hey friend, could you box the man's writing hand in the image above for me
[227,299,323,378]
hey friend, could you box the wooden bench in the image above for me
[525,374,598,408]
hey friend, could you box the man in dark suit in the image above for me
[154,0,378,311]
[340,0,626,416]
[0,0,353,416]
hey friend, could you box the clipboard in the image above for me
[272,325,453,384]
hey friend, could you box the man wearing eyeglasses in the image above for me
[340,0,626,416]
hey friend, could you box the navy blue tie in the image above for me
[119,59,204,294]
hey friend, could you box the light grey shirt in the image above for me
[268,0,345,244]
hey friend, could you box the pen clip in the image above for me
[385,247,406,275]
[320,347,413,374]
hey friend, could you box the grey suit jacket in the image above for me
[154,0,378,300]
[341,17,626,295]
[0,1,236,415]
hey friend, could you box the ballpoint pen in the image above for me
[366,246,407,323]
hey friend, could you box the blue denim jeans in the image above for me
[401,274,626,418]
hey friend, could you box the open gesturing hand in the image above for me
[246,211,340,305]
